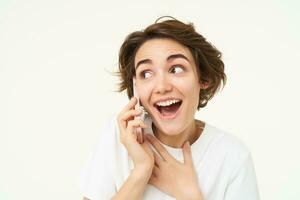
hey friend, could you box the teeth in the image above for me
[156,99,180,107]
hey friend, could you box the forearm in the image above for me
[111,168,151,200]
[176,189,203,200]
[176,195,203,200]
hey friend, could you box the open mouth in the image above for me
[154,100,182,119]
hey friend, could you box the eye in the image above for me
[140,70,152,79]
[170,65,184,74]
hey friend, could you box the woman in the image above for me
[79,17,260,200]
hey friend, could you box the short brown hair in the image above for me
[117,16,226,109]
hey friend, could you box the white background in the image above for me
[1,0,299,199]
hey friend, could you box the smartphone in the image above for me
[133,78,145,144]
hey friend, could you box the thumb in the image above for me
[182,141,193,166]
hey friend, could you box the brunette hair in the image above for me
[117,16,226,109]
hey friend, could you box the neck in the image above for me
[152,119,204,148]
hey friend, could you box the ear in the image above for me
[201,81,209,89]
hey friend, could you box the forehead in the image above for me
[134,38,194,66]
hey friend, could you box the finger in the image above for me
[182,141,193,166]
[153,151,164,166]
[148,174,159,187]
[150,166,160,179]
[132,128,137,140]
[141,140,154,156]
[151,169,157,178]
[118,109,142,129]
[127,119,147,134]
[118,97,137,126]
[146,134,176,163]
[137,129,144,144]
[152,165,160,176]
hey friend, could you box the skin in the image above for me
[134,38,207,148]
[83,38,207,200]
[146,134,203,199]
[133,38,206,199]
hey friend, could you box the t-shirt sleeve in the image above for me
[78,118,117,200]
[224,153,260,200]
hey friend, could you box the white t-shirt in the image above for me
[78,115,260,200]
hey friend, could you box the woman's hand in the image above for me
[117,97,155,177]
[146,134,203,200]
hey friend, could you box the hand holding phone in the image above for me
[133,78,145,144]
[116,89,154,174]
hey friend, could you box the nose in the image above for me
[154,73,172,94]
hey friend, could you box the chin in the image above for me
[153,121,184,136]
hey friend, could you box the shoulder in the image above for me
[204,123,251,166]
[92,114,121,153]
[97,114,119,139]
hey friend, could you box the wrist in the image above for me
[131,166,153,181]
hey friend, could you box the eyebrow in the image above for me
[135,53,191,70]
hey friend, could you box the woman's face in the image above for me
[134,38,201,135]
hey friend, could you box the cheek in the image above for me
[178,79,201,105]
[136,83,153,106]
[138,91,148,106]
[176,76,200,94]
